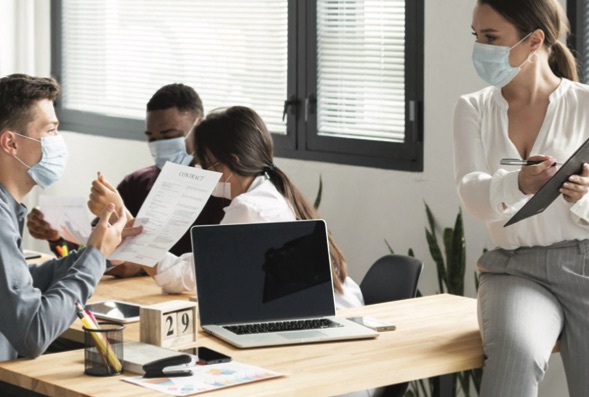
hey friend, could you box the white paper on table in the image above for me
[38,196,93,245]
[122,361,285,396]
[109,162,221,267]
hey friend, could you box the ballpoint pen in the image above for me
[500,158,562,166]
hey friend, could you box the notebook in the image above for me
[190,220,378,348]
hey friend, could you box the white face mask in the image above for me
[13,133,69,189]
[148,137,193,169]
[472,32,534,87]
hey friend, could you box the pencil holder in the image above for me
[83,322,125,376]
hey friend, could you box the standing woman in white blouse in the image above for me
[150,106,364,309]
[454,0,589,396]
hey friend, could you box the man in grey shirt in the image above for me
[0,74,141,363]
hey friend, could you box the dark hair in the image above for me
[479,0,578,81]
[146,83,204,118]
[0,74,60,134]
[194,106,348,293]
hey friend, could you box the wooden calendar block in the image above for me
[163,312,178,340]
[176,309,194,337]
[140,300,197,348]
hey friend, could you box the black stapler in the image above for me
[142,354,194,378]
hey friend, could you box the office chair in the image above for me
[360,254,424,397]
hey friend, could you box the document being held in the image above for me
[109,162,221,266]
[38,196,93,245]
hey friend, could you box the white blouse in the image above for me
[154,175,364,309]
[453,78,589,250]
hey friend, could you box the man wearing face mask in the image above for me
[0,74,141,369]
[27,84,230,271]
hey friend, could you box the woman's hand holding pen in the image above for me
[87,204,143,259]
[561,163,589,203]
[518,155,558,195]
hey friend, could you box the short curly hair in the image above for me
[0,74,60,134]
[146,83,203,118]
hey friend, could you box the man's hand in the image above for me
[88,173,125,218]
[87,204,142,258]
[26,207,60,241]
[561,163,589,203]
[518,155,558,195]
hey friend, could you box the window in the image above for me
[51,0,423,170]
[568,0,589,82]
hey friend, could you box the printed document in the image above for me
[123,361,284,396]
[109,162,221,266]
[39,196,93,245]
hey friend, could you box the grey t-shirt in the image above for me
[0,184,106,361]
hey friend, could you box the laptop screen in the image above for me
[191,220,336,326]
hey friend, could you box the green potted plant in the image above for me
[402,203,482,397]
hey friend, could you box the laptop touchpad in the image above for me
[279,331,326,340]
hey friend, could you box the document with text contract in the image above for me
[109,162,221,266]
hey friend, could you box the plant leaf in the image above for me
[313,175,323,210]
[426,228,446,294]
[450,209,466,295]
[424,202,438,244]
[443,209,466,295]
[442,227,454,293]
[384,239,395,254]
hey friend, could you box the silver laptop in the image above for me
[190,220,378,348]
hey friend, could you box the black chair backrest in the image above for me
[360,254,424,397]
[360,254,424,305]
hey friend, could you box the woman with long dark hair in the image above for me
[153,106,363,308]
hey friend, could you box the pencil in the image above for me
[75,302,122,373]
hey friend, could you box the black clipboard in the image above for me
[505,137,589,227]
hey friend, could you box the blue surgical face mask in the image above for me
[13,133,69,189]
[472,33,533,87]
[148,137,193,169]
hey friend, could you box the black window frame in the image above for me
[51,0,424,171]
[568,0,589,83]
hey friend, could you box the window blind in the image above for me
[316,0,406,142]
[59,0,288,133]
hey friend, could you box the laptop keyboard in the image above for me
[223,318,343,335]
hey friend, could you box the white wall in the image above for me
[21,0,567,395]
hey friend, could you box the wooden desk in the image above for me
[0,275,484,397]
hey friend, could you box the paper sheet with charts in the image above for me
[122,361,284,396]
[108,162,221,266]
[38,195,93,245]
